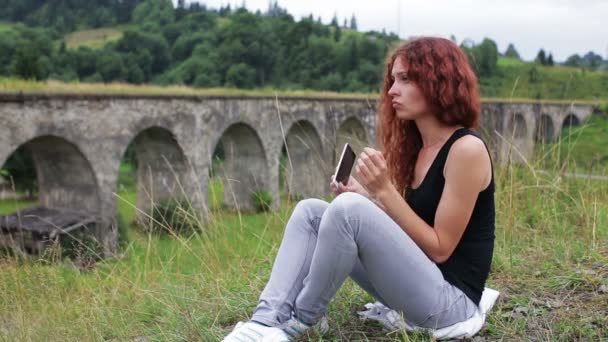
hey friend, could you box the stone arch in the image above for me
[336,116,368,165]
[504,113,530,163]
[121,126,190,221]
[509,113,528,139]
[212,123,269,211]
[282,120,325,199]
[1,135,100,213]
[561,114,580,131]
[535,114,555,143]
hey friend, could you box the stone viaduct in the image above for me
[0,93,597,254]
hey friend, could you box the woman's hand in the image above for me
[329,174,369,197]
[355,147,395,201]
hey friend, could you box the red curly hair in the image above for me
[377,37,481,195]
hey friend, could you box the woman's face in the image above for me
[388,56,430,121]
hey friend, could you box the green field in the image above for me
[65,27,124,50]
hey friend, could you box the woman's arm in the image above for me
[357,137,491,263]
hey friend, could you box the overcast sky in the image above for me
[181,0,607,62]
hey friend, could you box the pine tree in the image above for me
[330,13,338,26]
[350,14,357,30]
[504,43,521,60]
[547,53,554,66]
[536,49,547,65]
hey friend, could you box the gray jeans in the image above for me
[251,192,477,329]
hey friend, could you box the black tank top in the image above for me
[406,128,495,305]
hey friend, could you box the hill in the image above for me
[0,0,605,100]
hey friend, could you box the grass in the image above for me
[0,77,379,100]
[497,57,528,68]
[64,27,124,49]
[0,77,604,105]
[0,139,607,340]
[0,197,37,215]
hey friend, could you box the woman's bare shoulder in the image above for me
[450,134,488,160]
[445,134,492,186]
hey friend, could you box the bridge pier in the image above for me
[282,120,327,200]
[130,127,197,224]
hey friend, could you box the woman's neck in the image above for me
[415,115,462,149]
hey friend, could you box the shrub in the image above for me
[149,199,200,236]
[251,190,272,212]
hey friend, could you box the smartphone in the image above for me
[334,143,356,185]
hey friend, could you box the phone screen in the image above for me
[335,143,356,185]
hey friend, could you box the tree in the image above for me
[330,13,338,26]
[582,51,603,69]
[266,1,287,17]
[116,30,171,78]
[0,30,19,75]
[318,72,342,91]
[536,49,547,65]
[132,0,175,28]
[504,43,520,59]
[565,54,582,67]
[546,53,554,66]
[349,14,357,30]
[464,38,498,77]
[176,0,187,20]
[96,50,126,82]
[225,63,256,88]
[13,44,41,80]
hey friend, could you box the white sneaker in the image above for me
[222,316,329,342]
[222,321,278,342]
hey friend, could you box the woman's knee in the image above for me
[327,192,373,218]
[320,192,375,233]
[292,198,329,222]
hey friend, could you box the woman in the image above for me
[223,37,495,341]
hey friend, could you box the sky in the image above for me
[179,0,607,62]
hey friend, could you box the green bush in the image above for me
[251,190,273,212]
[149,199,200,236]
